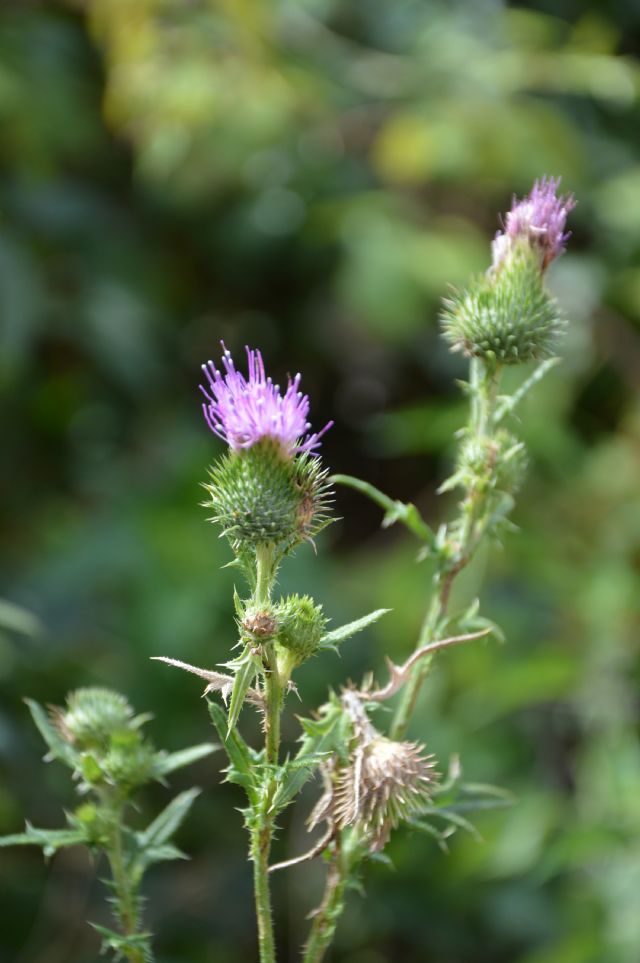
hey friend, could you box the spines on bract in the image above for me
[274,594,328,676]
[203,439,334,550]
[51,687,157,795]
[457,429,528,497]
[54,688,134,749]
[204,439,300,545]
[441,246,564,365]
[291,451,334,543]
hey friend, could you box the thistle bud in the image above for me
[442,177,574,366]
[274,594,327,676]
[52,688,155,795]
[458,429,527,496]
[242,607,278,640]
[54,688,134,750]
[441,246,564,365]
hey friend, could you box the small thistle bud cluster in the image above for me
[55,687,134,748]
[201,346,333,551]
[4,689,213,962]
[442,178,573,366]
[457,429,528,497]
[52,687,156,795]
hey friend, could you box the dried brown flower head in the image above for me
[309,690,437,853]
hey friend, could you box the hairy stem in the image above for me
[390,591,447,739]
[251,815,277,963]
[107,809,146,963]
[391,358,501,739]
[303,359,505,959]
[251,543,281,962]
[301,839,351,963]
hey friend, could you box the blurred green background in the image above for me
[1,1,639,961]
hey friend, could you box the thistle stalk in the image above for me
[302,177,573,961]
[105,804,147,963]
[301,838,351,963]
[391,358,501,738]
[251,543,280,963]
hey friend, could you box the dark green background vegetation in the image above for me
[1,1,639,961]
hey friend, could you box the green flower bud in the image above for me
[58,688,134,750]
[274,594,327,674]
[203,440,333,548]
[441,246,564,365]
[458,430,527,495]
[101,730,156,792]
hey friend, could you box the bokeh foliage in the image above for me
[1,1,639,961]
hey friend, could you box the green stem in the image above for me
[301,838,351,963]
[390,591,446,739]
[251,816,277,963]
[391,359,501,739]
[251,543,281,963]
[107,809,146,963]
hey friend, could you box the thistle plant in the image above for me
[1,177,574,963]
[0,688,215,962]
[155,177,574,963]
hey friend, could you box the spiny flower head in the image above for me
[309,691,437,852]
[52,688,135,749]
[492,176,575,272]
[200,345,331,458]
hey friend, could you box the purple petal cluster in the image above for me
[492,177,575,270]
[200,345,331,457]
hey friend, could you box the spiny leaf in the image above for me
[420,805,483,841]
[226,647,259,734]
[0,823,87,858]
[208,700,258,802]
[319,609,390,649]
[90,922,152,961]
[138,788,200,849]
[24,699,76,768]
[269,703,345,814]
[154,743,217,778]
[408,819,455,852]
[233,586,245,620]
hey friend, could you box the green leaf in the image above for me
[0,823,87,858]
[332,474,436,547]
[24,699,76,768]
[90,923,152,961]
[226,646,258,735]
[319,608,390,649]
[138,788,200,849]
[407,819,454,852]
[419,805,483,841]
[233,586,245,620]
[141,843,186,865]
[269,700,345,814]
[0,599,42,637]
[208,699,258,802]
[154,743,218,778]
[494,357,560,422]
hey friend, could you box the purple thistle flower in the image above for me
[200,345,332,457]
[492,177,576,271]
